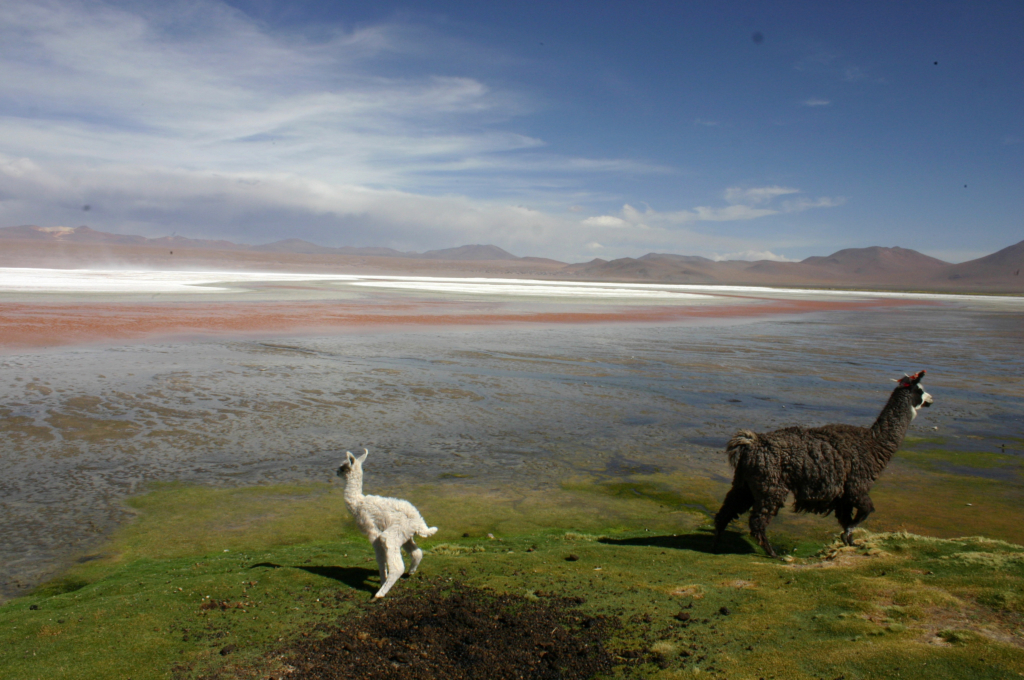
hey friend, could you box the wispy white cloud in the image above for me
[562,206,812,262]
[691,204,778,222]
[781,196,846,212]
[694,118,720,127]
[712,250,796,262]
[598,190,839,229]
[802,98,831,107]
[581,215,631,228]
[723,186,799,205]
[602,199,778,228]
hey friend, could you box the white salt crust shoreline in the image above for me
[1,266,1022,306]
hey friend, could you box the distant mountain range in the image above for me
[1,224,1021,293]
[0,226,519,261]
[0,224,253,250]
[565,242,1023,291]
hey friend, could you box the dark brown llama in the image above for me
[713,370,933,558]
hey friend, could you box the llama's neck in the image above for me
[343,469,365,511]
[869,388,915,460]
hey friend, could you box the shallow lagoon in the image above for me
[0,271,1022,600]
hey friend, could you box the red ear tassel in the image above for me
[897,370,925,387]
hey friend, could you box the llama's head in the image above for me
[336,448,369,479]
[895,370,933,418]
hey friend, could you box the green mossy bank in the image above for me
[2,458,1023,680]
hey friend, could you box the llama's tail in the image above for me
[417,526,438,538]
[726,429,759,469]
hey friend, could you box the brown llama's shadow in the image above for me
[598,530,755,555]
[250,562,379,594]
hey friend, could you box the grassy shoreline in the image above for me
[2,464,1023,680]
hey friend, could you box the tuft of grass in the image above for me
[31,579,89,597]
[942,551,1024,569]
[938,629,980,645]
[977,589,1024,613]
[649,640,678,656]
[430,544,486,556]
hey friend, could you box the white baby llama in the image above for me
[336,449,438,598]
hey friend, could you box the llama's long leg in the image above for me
[372,539,387,584]
[713,484,754,551]
[749,495,784,558]
[403,538,423,575]
[374,531,407,598]
[843,497,875,546]
[835,498,855,546]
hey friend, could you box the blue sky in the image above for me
[0,0,1020,262]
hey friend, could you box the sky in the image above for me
[0,1,1020,263]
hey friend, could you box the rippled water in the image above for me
[1,288,1022,599]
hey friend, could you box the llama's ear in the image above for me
[346,450,356,464]
[897,369,926,387]
[357,448,369,464]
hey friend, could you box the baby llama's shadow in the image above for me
[250,562,379,594]
[298,566,380,593]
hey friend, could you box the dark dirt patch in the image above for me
[284,585,618,680]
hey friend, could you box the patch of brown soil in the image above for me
[283,585,617,680]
